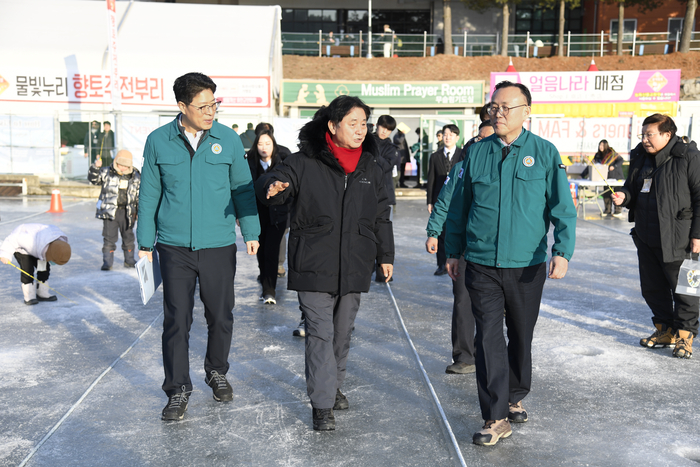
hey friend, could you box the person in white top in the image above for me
[0,223,71,305]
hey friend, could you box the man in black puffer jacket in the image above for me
[88,150,141,270]
[256,95,394,432]
[614,113,700,359]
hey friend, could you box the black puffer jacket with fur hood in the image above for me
[255,116,394,296]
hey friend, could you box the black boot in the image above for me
[603,196,612,215]
[101,249,114,271]
[124,249,136,268]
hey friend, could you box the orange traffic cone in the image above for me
[505,58,516,72]
[48,189,64,213]
[587,58,599,71]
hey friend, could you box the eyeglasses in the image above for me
[188,101,221,114]
[487,104,529,117]
[637,132,660,140]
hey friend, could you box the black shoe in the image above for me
[37,295,57,302]
[205,370,233,402]
[124,261,136,269]
[293,318,306,337]
[24,298,39,305]
[101,262,111,271]
[312,408,335,431]
[434,265,448,276]
[333,389,349,410]
[445,362,476,374]
[162,388,189,421]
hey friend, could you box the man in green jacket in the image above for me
[137,72,260,421]
[444,81,576,446]
[426,122,494,376]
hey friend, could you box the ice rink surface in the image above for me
[0,196,699,467]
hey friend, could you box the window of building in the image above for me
[610,18,637,41]
[281,9,430,34]
[515,4,584,34]
[282,9,339,33]
[669,17,694,38]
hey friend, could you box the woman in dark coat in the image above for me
[613,113,700,359]
[255,95,394,432]
[247,129,288,304]
[593,139,624,216]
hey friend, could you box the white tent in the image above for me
[0,0,283,176]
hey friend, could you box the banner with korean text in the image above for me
[0,70,270,108]
[490,70,680,104]
[105,0,120,110]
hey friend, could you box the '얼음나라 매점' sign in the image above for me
[490,69,680,104]
[282,80,485,108]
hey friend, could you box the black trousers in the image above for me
[102,208,135,257]
[633,234,699,335]
[465,261,546,421]
[257,216,286,297]
[452,256,475,364]
[157,242,237,396]
[298,291,361,409]
[14,253,50,284]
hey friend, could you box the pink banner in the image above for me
[490,69,680,104]
[106,0,120,110]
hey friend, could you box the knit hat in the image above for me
[114,150,133,168]
[45,240,71,265]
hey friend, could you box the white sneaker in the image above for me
[293,319,306,337]
[263,295,276,305]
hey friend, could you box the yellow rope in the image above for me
[585,155,616,194]
[6,262,77,303]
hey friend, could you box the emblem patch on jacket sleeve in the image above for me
[211,143,222,154]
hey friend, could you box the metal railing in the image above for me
[282,30,700,58]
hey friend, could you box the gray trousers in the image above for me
[298,291,361,409]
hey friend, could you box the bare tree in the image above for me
[461,0,518,56]
[558,0,566,56]
[601,0,662,56]
[680,0,698,52]
[444,0,454,55]
[501,3,510,55]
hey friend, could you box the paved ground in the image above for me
[1,196,699,467]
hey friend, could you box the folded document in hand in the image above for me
[136,249,162,305]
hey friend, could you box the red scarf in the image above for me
[326,132,362,174]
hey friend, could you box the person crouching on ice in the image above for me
[0,223,72,305]
[88,149,141,270]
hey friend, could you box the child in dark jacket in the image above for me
[88,149,141,270]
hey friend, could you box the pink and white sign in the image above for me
[105,0,120,110]
[0,70,270,108]
[490,69,680,104]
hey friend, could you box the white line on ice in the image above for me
[386,283,467,467]
[18,309,164,467]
